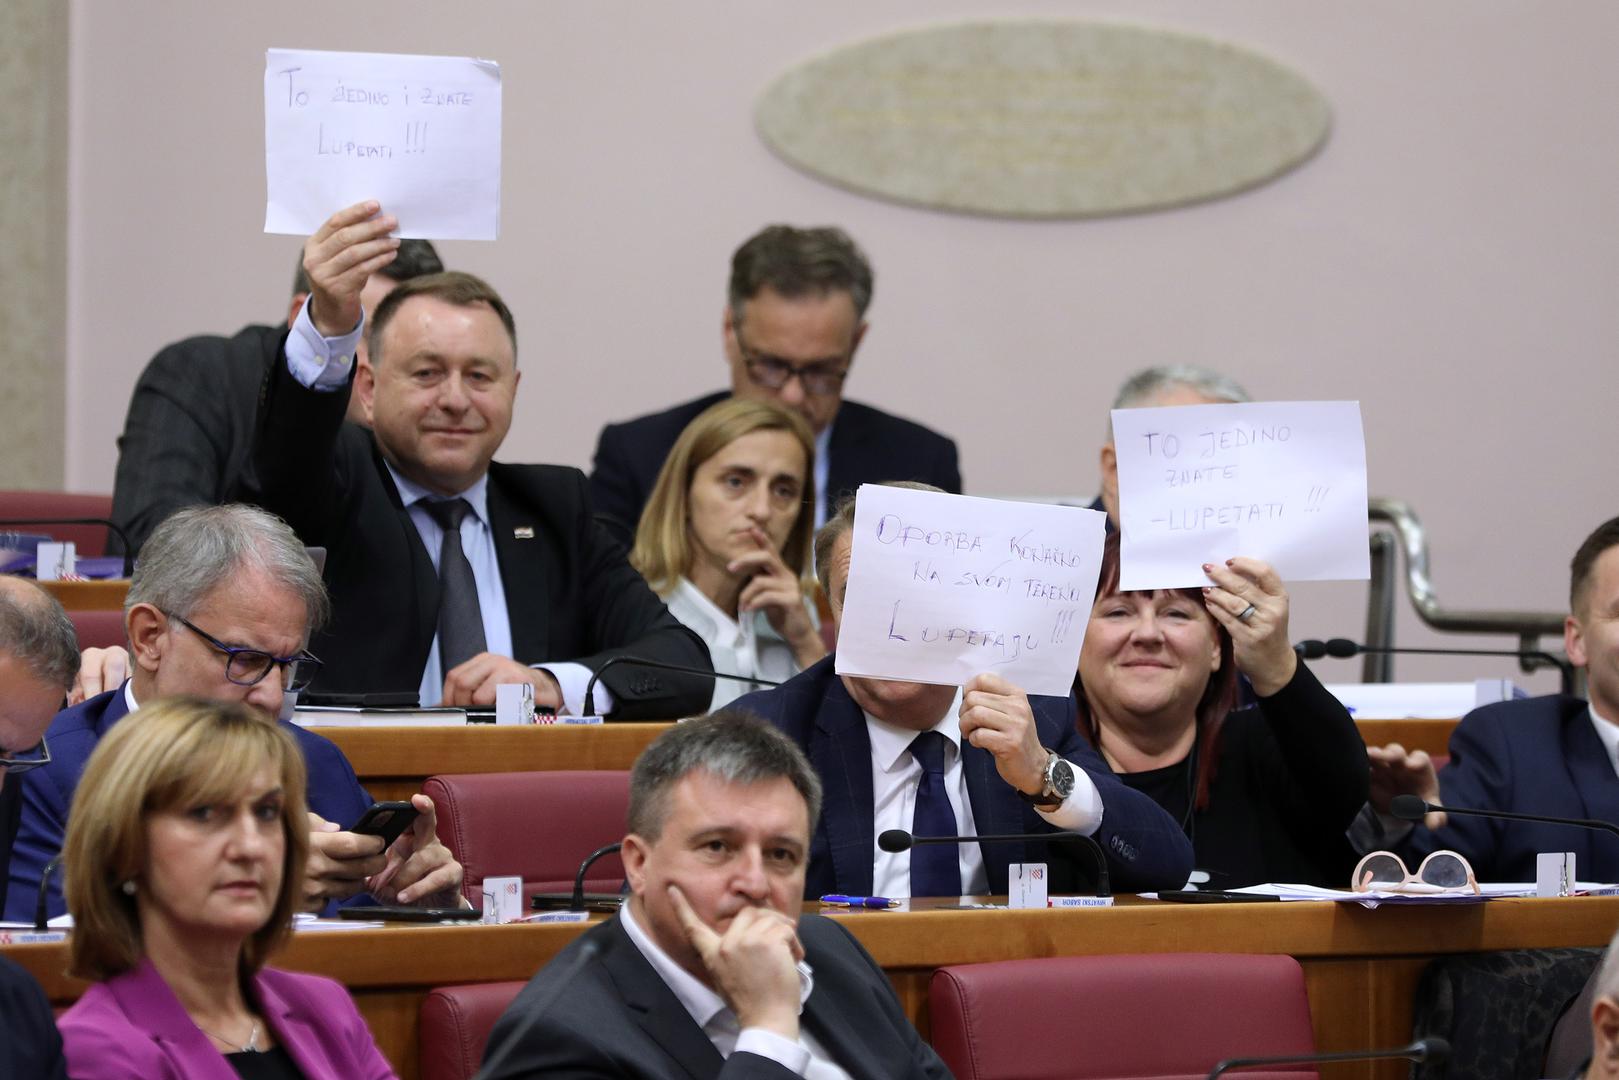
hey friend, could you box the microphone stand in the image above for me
[1207,1037,1447,1078]
[581,655,783,718]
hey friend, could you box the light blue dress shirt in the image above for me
[282,299,608,712]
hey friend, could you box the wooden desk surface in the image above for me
[38,578,129,611]
[325,717,1458,802]
[9,895,1615,1080]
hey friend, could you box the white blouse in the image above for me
[664,577,815,713]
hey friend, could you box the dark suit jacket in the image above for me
[1,955,65,1080]
[1408,695,1619,882]
[588,391,963,538]
[478,912,950,1079]
[247,348,713,717]
[4,687,372,923]
[734,657,1193,896]
[110,324,281,555]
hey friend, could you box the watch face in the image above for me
[1049,758,1076,799]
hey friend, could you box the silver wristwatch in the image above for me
[1020,749,1075,809]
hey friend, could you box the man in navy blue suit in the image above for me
[1369,516,1619,881]
[588,224,961,537]
[734,491,1193,898]
[5,504,467,922]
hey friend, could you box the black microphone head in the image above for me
[877,829,913,853]
[1390,794,1431,821]
[1324,638,1360,658]
[1413,1037,1449,1063]
[1294,639,1328,660]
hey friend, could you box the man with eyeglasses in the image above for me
[588,224,962,538]
[4,504,467,923]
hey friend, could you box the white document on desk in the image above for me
[834,485,1106,696]
[264,48,502,239]
[1112,401,1369,590]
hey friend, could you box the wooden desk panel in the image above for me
[39,578,129,611]
[328,719,1457,802]
[10,896,1616,1080]
[317,724,671,801]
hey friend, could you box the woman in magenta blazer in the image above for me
[58,697,395,1079]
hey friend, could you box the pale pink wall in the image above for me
[65,1,1619,688]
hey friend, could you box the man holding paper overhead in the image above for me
[734,488,1193,898]
[244,202,712,716]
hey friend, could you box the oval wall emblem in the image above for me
[756,20,1331,218]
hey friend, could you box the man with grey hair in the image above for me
[0,577,79,917]
[5,503,466,921]
[1094,364,1252,526]
[740,486,1193,900]
[589,223,962,536]
[480,710,950,1078]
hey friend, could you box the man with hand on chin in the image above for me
[245,202,711,716]
[478,711,949,1079]
[735,485,1194,899]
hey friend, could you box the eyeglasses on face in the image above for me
[0,735,50,775]
[167,613,323,693]
[734,333,849,397]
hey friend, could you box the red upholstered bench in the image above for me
[930,952,1316,1080]
[423,770,630,908]
[419,981,526,1080]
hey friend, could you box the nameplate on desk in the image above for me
[544,714,606,725]
[0,929,68,944]
[1047,896,1115,909]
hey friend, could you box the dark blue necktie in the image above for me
[909,731,962,898]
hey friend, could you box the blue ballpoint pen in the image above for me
[819,894,900,909]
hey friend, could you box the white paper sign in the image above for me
[264,48,502,240]
[834,486,1106,696]
[1112,401,1370,590]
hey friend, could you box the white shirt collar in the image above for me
[619,900,729,1029]
[385,462,491,526]
[1589,704,1619,778]
[122,679,139,714]
[670,578,752,650]
[619,897,813,1028]
[863,689,966,774]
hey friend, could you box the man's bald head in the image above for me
[0,577,79,783]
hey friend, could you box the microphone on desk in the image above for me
[877,828,1111,897]
[580,655,784,719]
[0,517,135,577]
[1390,794,1619,840]
[529,842,627,913]
[1206,1036,1448,1078]
[1293,637,1575,695]
[35,854,63,932]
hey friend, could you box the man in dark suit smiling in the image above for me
[246,201,711,716]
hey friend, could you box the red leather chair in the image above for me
[419,980,526,1080]
[69,609,126,650]
[423,770,630,907]
[930,952,1316,1080]
[0,491,116,557]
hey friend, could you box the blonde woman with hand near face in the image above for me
[632,399,824,711]
[58,697,395,1080]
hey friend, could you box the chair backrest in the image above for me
[420,980,526,1080]
[69,609,126,650]
[423,770,630,906]
[930,952,1317,1080]
[0,491,115,557]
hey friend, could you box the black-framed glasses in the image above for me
[734,332,849,397]
[168,613,323,692]
[0,736,50,775]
